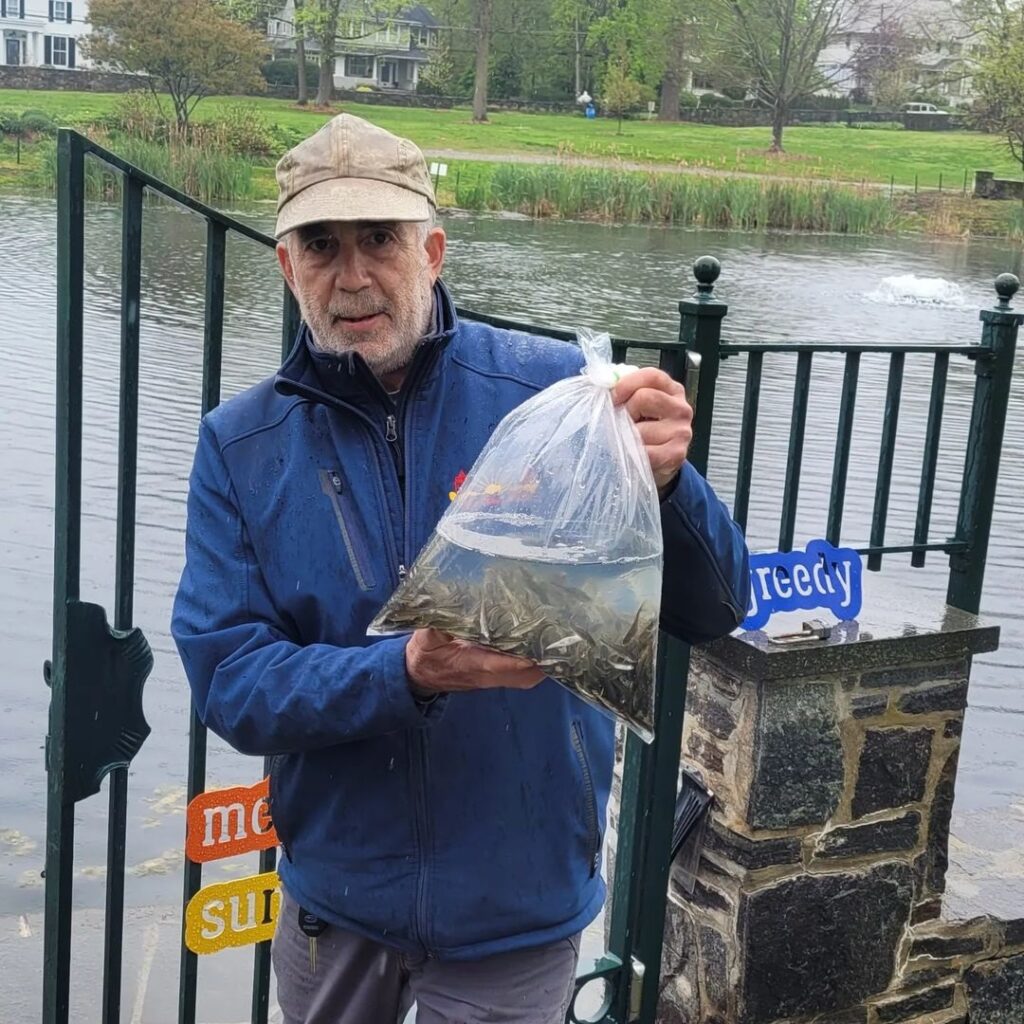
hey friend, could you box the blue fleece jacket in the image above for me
[171,282,749,960]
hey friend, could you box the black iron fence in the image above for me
[43,128,1021,1024]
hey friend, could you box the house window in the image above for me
[53,0,68,20]
[345,55,374,77]
[2,0,25,18]
[51,35,67,64]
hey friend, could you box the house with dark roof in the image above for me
[816,0,979,106]
[268,2,439,93]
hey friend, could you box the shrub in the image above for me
[261,57,319,87]
[102,90,170,142]
[31,136,255,202]
[19,110,57,134]
[698,93,743,108]
[191,102,277,156]
[678,91,699,109]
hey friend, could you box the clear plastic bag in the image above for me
[368,328,664,741]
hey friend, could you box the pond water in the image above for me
[1,192,1022,1018]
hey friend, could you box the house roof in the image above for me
[402,5,439,29]
[838,0,972,37]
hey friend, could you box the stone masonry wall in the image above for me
[659,618,1023,1024]
[974,171,1024,201]
[0,66,146,93]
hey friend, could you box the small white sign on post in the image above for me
[429,162,449,177]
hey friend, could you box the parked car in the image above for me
[901,102,949,114]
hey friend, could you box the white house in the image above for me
[0,0,91,69]
[269,2,440,93]
[816,0,979,105]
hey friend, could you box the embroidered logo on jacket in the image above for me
[449,469,467,501]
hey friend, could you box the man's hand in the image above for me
[406,628,546,695]
[612,368,693,493]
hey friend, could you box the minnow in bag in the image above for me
[368,329,663,741]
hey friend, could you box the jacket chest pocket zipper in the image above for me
[571,720,601,878]
[320,468,376,592]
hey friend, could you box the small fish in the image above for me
[370,539,659,738]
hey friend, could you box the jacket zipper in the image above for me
[571,720,601,878]
[319,469,376,592]
[385,413,405,500]
[287,349,434,949]
[390,359,439,955]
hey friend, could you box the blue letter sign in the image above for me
[742,539,863,631]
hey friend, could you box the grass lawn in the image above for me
[1,87,1021,189]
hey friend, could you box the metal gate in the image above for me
[43,129,1021,1024]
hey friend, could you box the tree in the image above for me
[471,0,495,121]
[295,0,344,106]
[601,57,644,132]
[215,0,279,29]
[658,11,694,120]
[973,11,1024,198]
[85,0,267,135]
[294,0,405,107]
[850,15,917,107]
[295,0,309,105]
[589,0,701,121]
[419,40,455,94]
[710,0,858,151]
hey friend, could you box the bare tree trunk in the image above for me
[295,0,308,105]
[316,0,343,107]
[658,21,687,121]
[317,58,334,106]
[771,102,786,151]
[659,69,682,121]
[472,0,493,123]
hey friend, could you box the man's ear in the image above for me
[424,227,447,284]
[277,240,297,295]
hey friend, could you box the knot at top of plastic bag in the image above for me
[578,327,641,389]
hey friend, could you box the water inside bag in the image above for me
[370,512,661,741]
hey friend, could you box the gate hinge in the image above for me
[629,956,646,1019]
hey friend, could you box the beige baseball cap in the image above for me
[274,113,436,238]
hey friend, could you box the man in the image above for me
[172,114,749,1024]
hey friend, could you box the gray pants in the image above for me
[272,894,581,1024]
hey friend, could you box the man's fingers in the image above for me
[453,642,546,687]
[646,440,690,480]
[612,368,684,407]
[622,388,692,427]
[417,627,455,651]
[634,418,690,450]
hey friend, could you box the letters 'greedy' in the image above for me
[742,539,863,631]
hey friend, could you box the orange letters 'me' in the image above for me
[185,777,277,864]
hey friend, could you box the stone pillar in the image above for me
[974,171,995,199]
[658,584,1024,1024]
